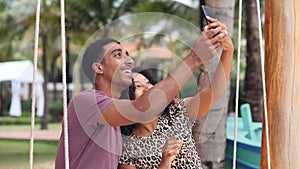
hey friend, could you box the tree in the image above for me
[0,0,28,61]
[66,0,199,92]
[21,0,63,129]
[243,0,263,122]
[66,0,199,45]
[0,0,64,129]
[192,0,235,168]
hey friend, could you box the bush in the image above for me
[21,100,32,117]
[0,116,41,125]
[48,101,63,122]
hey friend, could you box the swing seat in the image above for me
[240,103,262,142]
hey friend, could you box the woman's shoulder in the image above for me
[168,99,186,113]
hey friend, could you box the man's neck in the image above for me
[94,83,123,98]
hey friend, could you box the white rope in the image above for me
[256,0,271,168]
[232,0,243,168]
[60,0,70,168]
[29,0,41,168]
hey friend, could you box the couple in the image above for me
[55,17,234,169]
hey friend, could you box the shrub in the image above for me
[0,116,41,125]
[48,101,63,122]
[21,100,32,117]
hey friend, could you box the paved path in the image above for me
[0,129,61,141]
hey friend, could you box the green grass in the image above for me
[0,122,61,130]
[0,122,61,168]
[0,116,42,125]
[0,139,58,169]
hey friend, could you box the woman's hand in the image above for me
[158,136,183,169]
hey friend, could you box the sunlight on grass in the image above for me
[0,139,58,169]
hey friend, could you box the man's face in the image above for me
[101,42,134,89]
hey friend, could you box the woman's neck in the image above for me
[133,118,158,137]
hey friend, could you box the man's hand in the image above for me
[191,31,218,65]
[204,16,234,52]
[191,16,234,65]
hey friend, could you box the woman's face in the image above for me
[132,72,154,99]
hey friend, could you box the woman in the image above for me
[119,67,201,168]
[119,18,234,168]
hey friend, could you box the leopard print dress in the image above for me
[119,99,202,168]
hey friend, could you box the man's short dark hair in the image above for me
[82,38,120,82]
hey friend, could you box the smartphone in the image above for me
[201,5,216,25]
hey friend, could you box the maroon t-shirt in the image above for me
[55,90,122,169]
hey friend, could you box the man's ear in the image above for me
[92,63,104,74]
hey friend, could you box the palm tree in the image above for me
[192,0,235,168]
[66,0,199,45]
[1,0,64,129]
[0,0,27,61]
[243,0,263,122]
[66,0,199,91]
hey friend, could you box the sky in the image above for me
[174,0,199,8]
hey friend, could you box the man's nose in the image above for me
[125,55,134,66]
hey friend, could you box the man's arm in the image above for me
[100,28,223,126]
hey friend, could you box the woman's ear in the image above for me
[92,63,104,74]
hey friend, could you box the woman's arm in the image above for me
[186,17,234,121]
[118,164,136,169]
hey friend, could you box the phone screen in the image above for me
[201,5,216,25]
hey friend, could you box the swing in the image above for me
[30,0,69,168]
[232,0,270,169]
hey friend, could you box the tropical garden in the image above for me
[0,0,265,168]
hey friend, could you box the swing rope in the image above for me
[233,0,271,168]
[29,0,41,168]
[256,0,271,168]
[30,0,69,168]
[232,0,243,168]
[60,0,70,168]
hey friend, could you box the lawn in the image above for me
[0,123,61,169]
[0,139,58,169]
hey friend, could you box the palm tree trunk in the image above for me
[243,0,263,122]
[192,0,235,168]
[41,29,48,130]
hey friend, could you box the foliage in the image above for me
[21,100,31,114]
[48,101,63,122]
[134,0,198,25]
[0,116,41,125]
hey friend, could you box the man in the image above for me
[55,17,232,169]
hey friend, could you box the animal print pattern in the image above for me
[119,99,202,168]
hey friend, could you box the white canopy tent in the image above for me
[0,60,44,117]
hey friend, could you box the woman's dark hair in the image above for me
[128,67,158,100]
[121,67,174,136]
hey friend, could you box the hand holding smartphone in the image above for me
[201,5,216,25]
